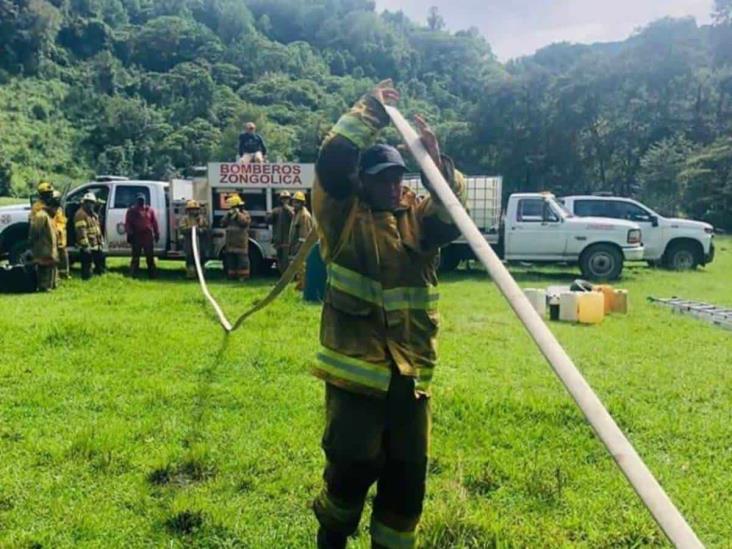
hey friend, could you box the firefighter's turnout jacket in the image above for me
[222,209,251,254]
[179,213,209,257]
[312,95,467,398]
[289,207,313,259]
[31,200,66,247]
[29,209,58,266]
[73,208,103,250]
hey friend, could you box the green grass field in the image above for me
[1,240,731,548]
[0,197,26,206]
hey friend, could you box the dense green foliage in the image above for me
[1,241,731,546]
[0,0,731,227]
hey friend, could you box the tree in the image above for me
[427,6,444,32]
[638,135,695,215]
[681,137,732,229]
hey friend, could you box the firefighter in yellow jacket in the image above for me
[74,193,105,280]
[310,80,467,549]
[30,181,69,281]
[29,191,61,291]
[222,194,251,280]
[289,191,313,290]
[179,200,209,279]
[54,203,70,280]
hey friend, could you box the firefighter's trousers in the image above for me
[313,372,430,549]
[36,265,56,291]
[226,252,250,280]
[57,247,70,279]
[80,249,105,280]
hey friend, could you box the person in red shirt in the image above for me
[125,193,159,278]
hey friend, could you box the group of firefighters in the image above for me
[179,189,312,284]
[26,180,314,289]
[28,182,106,291]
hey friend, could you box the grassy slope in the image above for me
[0,197,26,206]
[0,240,730,548]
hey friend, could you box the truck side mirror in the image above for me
[650,215,659,227]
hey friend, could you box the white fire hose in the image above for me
[385,105,702,548]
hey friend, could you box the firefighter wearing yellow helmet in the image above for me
[179,199,209,279]
[29,182,70,282]
[30,180,55,221]
[221,193,251,280]
[266,190,295,275]
[28,190,62,291]
[288,191,313,290]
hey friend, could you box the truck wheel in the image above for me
[664,242,699,270]
[438,246,461,273]
[8,238,30,265]
[580,244,623,281]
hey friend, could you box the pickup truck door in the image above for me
[63,184,111,249]
[107,184,160,254]
[613,200,664,260]
[506,198,567,259]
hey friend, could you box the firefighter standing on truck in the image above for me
[310,80,466,549]
[125,193,159,278]
[222,194,251,280]
[179,200,209,279]
[288,191,313,290]
[29,191,61,291]
[74,192,105,280]
[267,190,294,275]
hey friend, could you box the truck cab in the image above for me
[560,195,715,269]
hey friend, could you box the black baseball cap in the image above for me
[360,144,407,175]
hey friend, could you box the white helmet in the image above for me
[82,192,97,203]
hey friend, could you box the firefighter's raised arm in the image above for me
[315,80,398,200]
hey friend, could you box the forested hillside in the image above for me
[1,0,731,228]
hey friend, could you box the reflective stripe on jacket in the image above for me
[313,94,467,397]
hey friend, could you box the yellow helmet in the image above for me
[37,181,54,194]
[185,199,200,210]
[226,194,243,208]
[293,191,306,202]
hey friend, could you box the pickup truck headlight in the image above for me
[627,229,641,245]
[704,227,714,234]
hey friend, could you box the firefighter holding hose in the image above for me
[310,79,466,549]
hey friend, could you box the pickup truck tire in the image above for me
[664,241,700,270]
[579,244,623,281]
[438,245,461,273]
[8,237,31,265]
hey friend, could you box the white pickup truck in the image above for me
[404,175,644,280]
[560,195,715,270]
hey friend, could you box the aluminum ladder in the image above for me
[649,297,732,331]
